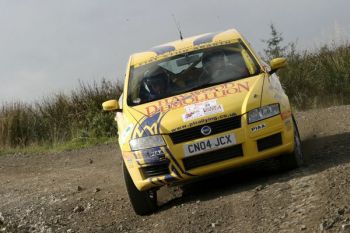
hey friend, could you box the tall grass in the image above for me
[279,43,350,109]
[0,79,121,149]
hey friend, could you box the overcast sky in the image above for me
[1,0,349,103]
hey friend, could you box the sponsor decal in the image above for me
[120,124,134,144]
[170,112,237,133]
[133,147,167,165]
[251,123,266,132]
[284,119,292,131]
[182,99,224,122]
[134,39,236,68]
[145,82,250,116]
[143,147,165,162]
[132,112,162,139]
[122,152,134,167]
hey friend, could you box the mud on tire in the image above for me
[279,115,304,170]
[122,161,158,215]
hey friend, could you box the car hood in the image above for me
[127,74,265,136]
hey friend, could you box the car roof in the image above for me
[130,29,242,67]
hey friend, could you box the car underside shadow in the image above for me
[157,132,350,212]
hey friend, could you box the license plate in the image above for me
[184,134,236,157]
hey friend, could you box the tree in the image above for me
[262,24,288,60]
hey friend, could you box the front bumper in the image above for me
[123,113,294,191]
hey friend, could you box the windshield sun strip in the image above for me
[132,39,239,68]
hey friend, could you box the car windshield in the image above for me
[127,42,261,106]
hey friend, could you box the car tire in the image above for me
[122,161,158,215]
[279,115,304,170]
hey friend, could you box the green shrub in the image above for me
[263,24,350,109]
[279,43,350,109]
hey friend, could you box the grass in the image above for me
[278,43,350,110]
[0,79,121,153]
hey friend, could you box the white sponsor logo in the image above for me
[251,123,266,132]
[120,124,134,144]
[182,99,224,122]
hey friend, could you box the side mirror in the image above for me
[102,99,120,111]
[269,57,287,74]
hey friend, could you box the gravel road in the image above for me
[1,105,350,233]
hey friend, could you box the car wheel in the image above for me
[122,161,158,215]
[279,115,304,170]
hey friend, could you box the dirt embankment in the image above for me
[1,105,350,233]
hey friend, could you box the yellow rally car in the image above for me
[102,29,303,215]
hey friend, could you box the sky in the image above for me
[1,0,350,103]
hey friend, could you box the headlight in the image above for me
[247,104,280,124]
[129,135,165,151]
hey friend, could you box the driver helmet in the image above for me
[143,70,167,97]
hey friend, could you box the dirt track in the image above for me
[1,105,350,233]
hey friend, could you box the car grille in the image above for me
[140,161,169,178]
[182,144,243,170]
[169,115,242,144]
[257,133,282,151]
